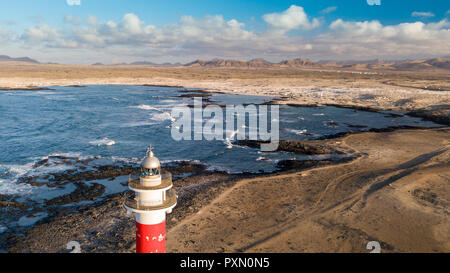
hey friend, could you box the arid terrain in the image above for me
[0,61,449,113]
[0,61,449,253]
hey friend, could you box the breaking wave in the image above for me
[89,138,116,146]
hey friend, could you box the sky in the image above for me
[0,0,449,64]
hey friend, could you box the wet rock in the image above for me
[0,200,29,209]
[235,140,338,155]
[345,123,368,129]
[49,165,138,184]
[386,113,405,118]
[408,107,450,126]
[45,183,106,206]
[163,162,207,175]
[0,87,54,91]
[324,120,339,127]
[277,156,355,172]
[175,93,212,98]
[276,160,332,172]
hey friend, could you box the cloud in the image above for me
[13,6,450,61]
[263,5,320,31]
[316,19,450,57]
[66,0,81,6]
[121,13,144,35]
[321,6,337,14]
[412,11,435,18]
[64,15,82,25]
[86,15,98,26]
[21,24,59,43]
[0,27,12,44]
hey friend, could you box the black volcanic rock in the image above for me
[235,140,338,155]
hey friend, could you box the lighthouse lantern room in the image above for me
[124,146,177,253]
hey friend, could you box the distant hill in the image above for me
[279,58,317,67]
[2,54,448,71]
[107,61,182,67]
[392,58,450,71]
[185,58,318,68]
[0,55,39,63]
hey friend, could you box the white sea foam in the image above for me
[312,113,325,116]
[0,152,91,195]
[150,112,175,123]
[131,105,162,111]
[160,159,202,165]
[225,130,239,149]
[39,152,92,161]
[36,91,55,95]
[120,121,156,128]
[160,99,178,104]
[287,129,308,135]
[0,225,6,233]
[89,137,116,146]
[0,178,34,195]
[110,156,140,165]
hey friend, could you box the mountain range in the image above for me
[185,57,450,70]
[0,55,39,63]
[1,54,449,71]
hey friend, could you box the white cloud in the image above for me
[64,15,82,25]
[263,5,320,31]
[86,15,98,26]
[317,19,450,57]
[321,6,337,14]
[412,11,435,18]
[66,0,81,6]
[0,27,11,44]
[121,13,144,35]
[21,24,59,43]
[13,6,450,62]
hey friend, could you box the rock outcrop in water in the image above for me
[235,139,341,155]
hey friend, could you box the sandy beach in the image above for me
[0,63,449,253]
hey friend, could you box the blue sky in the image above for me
[0,0,449,63]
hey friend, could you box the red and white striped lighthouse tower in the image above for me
[124,146,177,253]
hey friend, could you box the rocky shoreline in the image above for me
[0,134,362,253]
[1,127,448,253]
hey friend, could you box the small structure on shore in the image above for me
[124,146,177,253]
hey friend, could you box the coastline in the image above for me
[1,66,448,125]
[0,65,449,253]
[2,127,449,253]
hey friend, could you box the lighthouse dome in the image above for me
[140,146,161,178]
[141,154,160,169]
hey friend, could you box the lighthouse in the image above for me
[124,146,177,253]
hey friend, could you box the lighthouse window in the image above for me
[141,168,160,177]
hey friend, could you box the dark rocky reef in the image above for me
[407,107,450,126]
[235,139,340,155]
[0,87,54,91]
[276,156,355,172]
